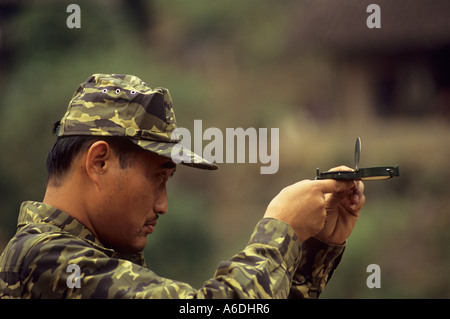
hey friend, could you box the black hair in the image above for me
[46,135,141,186]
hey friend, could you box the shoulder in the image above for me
[3,222,104,276]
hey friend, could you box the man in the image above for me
[0,74,365,298]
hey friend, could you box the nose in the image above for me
[154,187,169,216]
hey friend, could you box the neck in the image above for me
[43,180,99,239]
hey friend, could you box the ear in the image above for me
[85,141,113,184]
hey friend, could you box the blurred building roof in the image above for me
[291,0,450,55]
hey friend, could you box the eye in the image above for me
[159,171,170,183]
[159,169,176,182]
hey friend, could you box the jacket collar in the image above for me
[18,201,111,252]
[17,201,147,266]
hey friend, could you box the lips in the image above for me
[144,217,158,234]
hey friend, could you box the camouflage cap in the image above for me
[55,73,218,170]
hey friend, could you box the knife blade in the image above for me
[354,137,361,171]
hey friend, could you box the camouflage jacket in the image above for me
[0,201,344,299]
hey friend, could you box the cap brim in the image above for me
[132,139,219,170]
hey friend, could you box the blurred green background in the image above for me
[0,0,449,298]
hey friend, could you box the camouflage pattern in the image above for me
[0,201,345,299]
[56,73,217,170]
[288,237,344,298]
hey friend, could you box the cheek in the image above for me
[112,172,157,217]
[107,165,160,219]
[96,195,148,252]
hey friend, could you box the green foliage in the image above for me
[0,0,448,298]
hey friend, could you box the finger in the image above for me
[328,165,354,172]
[349,181,365,209]
[352,180,364,198]
[355,180,365,195]
[350,194,365,210]
[314,179,354,194]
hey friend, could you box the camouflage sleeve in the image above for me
[197,217,301,298]
[10,218,302,299]
[288,237,345,299]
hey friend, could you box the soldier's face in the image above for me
[93,150,176,254]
